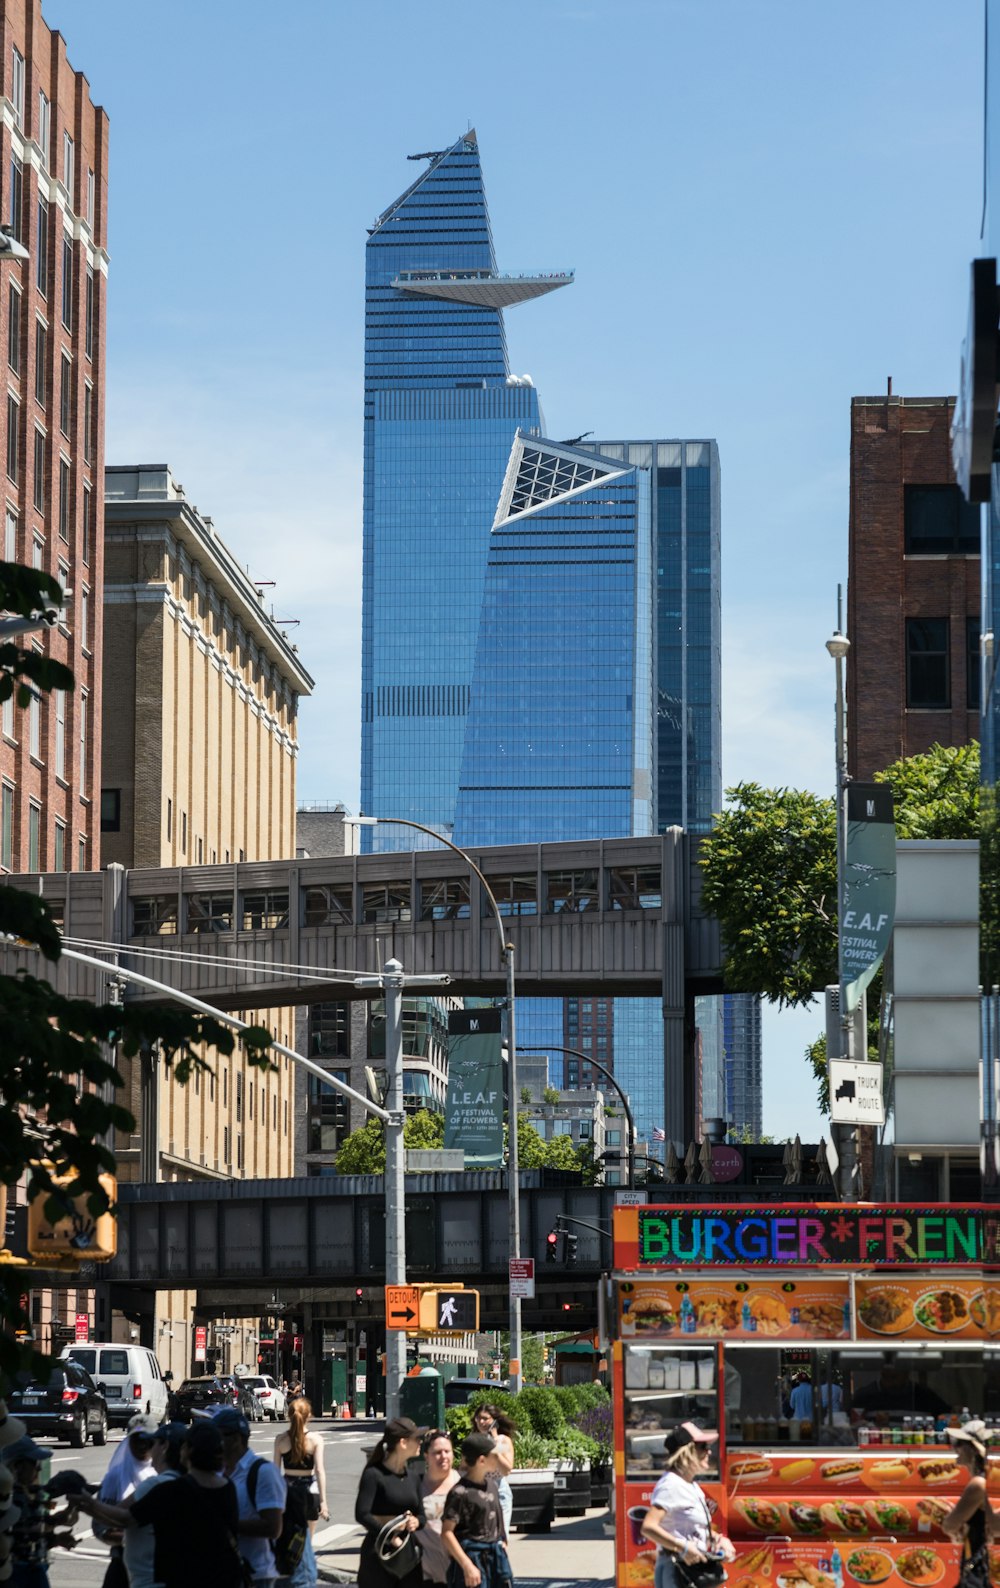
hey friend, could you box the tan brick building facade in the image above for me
[102,464,313,1379]
[847,395,980,780]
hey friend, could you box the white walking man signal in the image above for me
[439,1294,458,1327]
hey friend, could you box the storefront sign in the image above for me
[444,1009,504,1168]
[614,1204,991,1269]
[618,1278,850,1339]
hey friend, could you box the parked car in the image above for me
[219,1374,264,1423]
[8,1362,108,1447]
[443,1378,505,1408]
[168,1375,233,1421]
[237,1374,286,1421]
[61,1341,170,1429]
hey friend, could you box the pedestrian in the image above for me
[94,1411,159,1588]
[214,1405,286,1588]
[419,1430,460,1586]
[273,1396,328,1587]
[640,1423,734,1588]
[1,1434,79,1588]
[128,1420,243,1588]
[440,1433,511,1588]
[942,1420,995,1588]
[76,1422,188,1588]
[287,1377,304,1406]
[469,1407,514,1539]
[355,1417,424,1588]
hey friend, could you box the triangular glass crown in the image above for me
[493,434,629,528]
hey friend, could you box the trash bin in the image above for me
[399,1366,444,1429]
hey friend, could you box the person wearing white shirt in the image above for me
[214,1407,286,1587]
[641,1423,735,1588]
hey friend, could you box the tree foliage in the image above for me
[334,1108,446,1174]
[700,742,981,1008]
[0,562,274,1390]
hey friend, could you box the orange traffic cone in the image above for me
[341,1400,352,1419]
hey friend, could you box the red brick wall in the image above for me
[0,0,108,872]
[847,395,979,780]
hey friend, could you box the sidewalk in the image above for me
[316,1508,614,1586]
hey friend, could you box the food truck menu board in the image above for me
[728,1537,967,1588]
[620,1278,851,1340]
[855,1278,999,1340]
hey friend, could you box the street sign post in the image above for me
[509,1259,535,1299]
[829,1059,886,1125]
[385,1285,421,1329]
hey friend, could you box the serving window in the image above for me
[622,1343,721,1479]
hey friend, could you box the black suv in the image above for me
[7,1362,108,1447]
[168,1375,233,1421]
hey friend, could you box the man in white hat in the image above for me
[93,1412,159,1588]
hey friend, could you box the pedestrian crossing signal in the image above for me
[416,1288,479,1333]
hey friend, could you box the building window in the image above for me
[236,1073,243,1123]
[8,154,22,244]
[166,797,172,842]
[86,168,95,227]
[62,131,73,200]
[61,237,73,331]
[77,835,85,872]
[78,691,87,795]
[36,199,48,296]
[181,811,187,853]
[53,820,65,871]
[307,1070,350,1154]
[546,869,600,913]
[7,284,20,374]
[132,894,177,935]
[904,484,980,555]
[906,618,950,709]
[28,802,39,870]
[6,396,18,484]
[5,506,16,561]
[11,48,24,129]
[85,267,94,359]
[83,383,93,462]
[59,353,71,436]
[100,788,120,833]
[1,686,12,740]
[1,782,12,870]
[34,319,46,406]
[31,534,42,570]
[968,618,981,712]
[28,689,40,759]
[80,585,89,651]
[33,429,45,512]
[54,689,65,779]
[58,457,69,540]
[242,889,290,930]
[187,893,233,934]
[38,91,50,170]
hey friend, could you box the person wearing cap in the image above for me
[355,1417,425,1588]
[76,1422,189,1588]
[2,1434,78,1588]
[441,1433,512,1588]
[640,1423,734,1588]
[214,1405,286,1587]
[128,1420,243,1588]
[941,1421,994,1588]
[91,1411,160,1588]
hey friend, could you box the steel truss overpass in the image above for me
[5,832,722,1138]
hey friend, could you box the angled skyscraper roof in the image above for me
[493,433,630,528]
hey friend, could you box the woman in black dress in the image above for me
[356,1417,425,1588]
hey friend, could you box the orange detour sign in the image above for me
[385,1285,421,1329]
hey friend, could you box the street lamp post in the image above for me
[826,615,855,1199]
[349,816,523,1391]
[518,1045,636,1187]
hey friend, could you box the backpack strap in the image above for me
[247,1455,266,1510]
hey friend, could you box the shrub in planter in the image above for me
[577,1403,613,1465]
[512,1430,551,1470]
[551,1385,584,1420]
[445,1404,473,1443]
[546,1427,598,1467]
[516,1386,564,1440]
[574,1381,611,1411]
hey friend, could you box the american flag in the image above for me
[652,1126,666,1142]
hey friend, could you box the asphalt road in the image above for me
[45,1418,373,1588]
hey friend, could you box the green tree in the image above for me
[0,562,274,1390]
[542,1086,561,1105]
[334,1108,445,1174]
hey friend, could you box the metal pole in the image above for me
[383,957,407,1419]
[827,616,854,1199]
[506,944,521,1392]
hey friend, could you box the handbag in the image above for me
[671,1485,726,1588]
[375,1514,424,1580]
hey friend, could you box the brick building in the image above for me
[847,393,980,779]
[0,1,108,874]
[102,464,314,1379]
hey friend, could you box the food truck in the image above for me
[612,1203,1000,1588]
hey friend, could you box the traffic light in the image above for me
[545,1228,560,1263]
[565,1232,578,1267]
[354,1287,364,1305]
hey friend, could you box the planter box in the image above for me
[550,1458,591,1517]
[509,1467,555,1534]
[590,1461,612,1509]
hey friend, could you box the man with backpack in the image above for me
[213,1408,286,1587]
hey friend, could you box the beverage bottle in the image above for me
[741,1300,753,1333]
[789,1416,801,1444]
[831,1548,844,1588]
[857,1424,869,1447]
[903,1417,912,1445]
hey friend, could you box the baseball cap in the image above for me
[210,1407,250,1437]
[664,1421,719,1457]
[127,1413,161,1438]
[2,1435,53,1466]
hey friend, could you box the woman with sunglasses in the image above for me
[419,1431,461,1586]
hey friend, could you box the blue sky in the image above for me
[51,0,984,1141]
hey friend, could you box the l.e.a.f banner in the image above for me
[444,1008,504,1167]
[842,781,895,1014]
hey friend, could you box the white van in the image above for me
[60,1342,170,1428]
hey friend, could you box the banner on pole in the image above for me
[842,782,895,1015]
[445,1008,504,1167]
